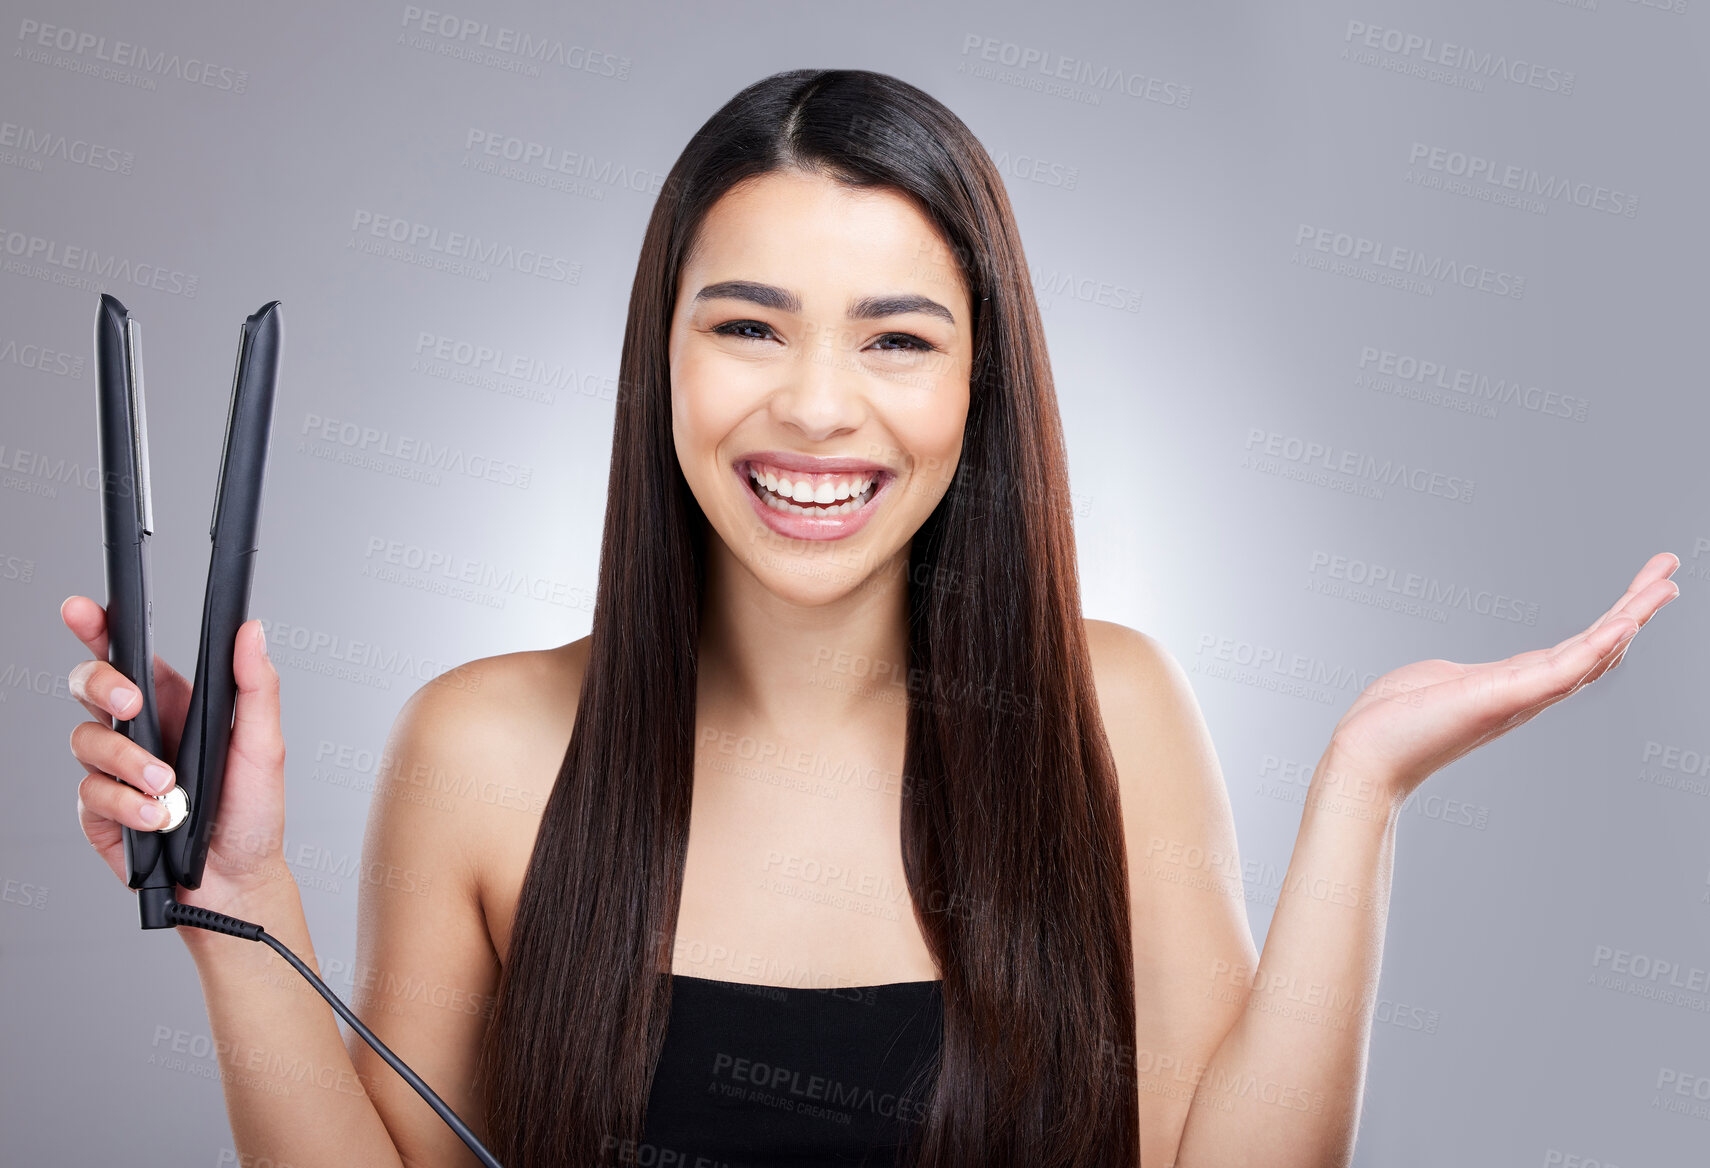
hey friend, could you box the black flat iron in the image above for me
[91,293,504,1167]
[95,292,281,921]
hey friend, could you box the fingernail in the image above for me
[110,687,139,716]
[138,801,163,827]
[143,763,174,794]
[255,624,269,659]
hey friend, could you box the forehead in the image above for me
[681,168,970,313]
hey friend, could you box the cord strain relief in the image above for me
[164,900,265,941]
[138,885,175,930]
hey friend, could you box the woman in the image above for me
[62,69,1677,1167]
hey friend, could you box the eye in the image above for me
[870,332,939,353]
[711,320,777,342]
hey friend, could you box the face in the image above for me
[668,166,974,606]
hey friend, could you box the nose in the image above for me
[769,323,867,442]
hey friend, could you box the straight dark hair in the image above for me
[477,68,1139,1167]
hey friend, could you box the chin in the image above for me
[735,532,895,607]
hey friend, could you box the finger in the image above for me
[1534,575,1676,662]
[67,659,146,725]
[1500,625,1636,724]
[60,595,110,662]
[1552,614,1644,697]
[228,619,284,772]
[1579,552,1681,639]
[65,661,118,726]
[75,786,127,884]
[69,719,176,798]
[1472,575,1668,702]
[1597,575,1678,644]
[1425,556,1677,723]
[1465,563,1675,672]
[61,596,128,725]
[1576,584,1670,686]
[77,769,174,833]
[1605,636,1638,672]
[1485,614,1637,719]
[61,595,195,758]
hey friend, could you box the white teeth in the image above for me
[745,462,881,518]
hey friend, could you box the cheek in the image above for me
[898,391,970,490]
[671,348,751,462]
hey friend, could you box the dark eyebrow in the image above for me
[692,280,956,326]
[694,280,801,314]
[848,293,956,326]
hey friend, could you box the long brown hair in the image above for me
[477,68,1138,1167]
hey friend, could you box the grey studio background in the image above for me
[2,1,1706,1165]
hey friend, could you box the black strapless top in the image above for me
[640,972,943,1167]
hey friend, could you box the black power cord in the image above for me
[141,887,504,1168]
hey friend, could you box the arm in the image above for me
[1094,553,1676,1166]
[183,665,506,1167]
[1093,623,1394,1167]
[183,863,408,1168]
[1168,746,1398,1167]
[1177,551,1678,1164]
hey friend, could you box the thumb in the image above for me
[229,619,284,768]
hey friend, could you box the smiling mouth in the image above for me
[741,461,887,517]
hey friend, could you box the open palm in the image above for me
[1326,552,1681,797]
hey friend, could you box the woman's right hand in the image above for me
[62,595,293,922]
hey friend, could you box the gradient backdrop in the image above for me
[2,1,1706,1165]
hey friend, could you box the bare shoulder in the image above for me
[404,634,591,741]
[375,635,592,943]
[396,634,591,778]
[383,637,587,796]
[1082,618,1179,715]
[1079,615,1238,883]
[1081,617,1221,802]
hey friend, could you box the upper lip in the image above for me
[736,450,893,478]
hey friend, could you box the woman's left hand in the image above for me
[1325,551,1681,802]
